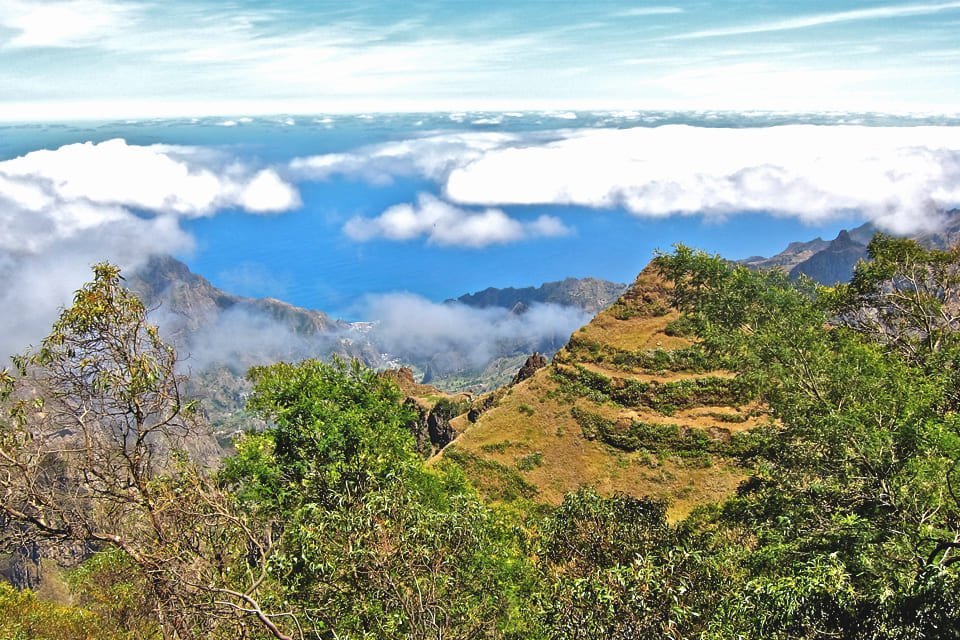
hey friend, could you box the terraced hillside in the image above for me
[438,263,769,519]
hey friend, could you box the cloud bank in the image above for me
[0,139,300,360]
[292,125,960,235]
[344,193,570,248]
[363,293,590,372]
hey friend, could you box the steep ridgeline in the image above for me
[744,208,960,284]
[455,277,627,314]
[130,254,348,348]
[126,256,616,437]
[438,264,768,519]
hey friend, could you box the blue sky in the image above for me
[2,1,960,119]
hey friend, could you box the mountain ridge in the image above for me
[128,254,345,340]
[454,277,627,314]
[744,209,960,284]
[127,255,626,431]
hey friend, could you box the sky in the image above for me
[2,0,960,118]
[2,1,960,364]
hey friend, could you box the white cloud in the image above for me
[238,168,301,213]
[294,125,960,235]
[1,139,299,215]
[0,139,300,359]
[0,0,138,48]
[343,193,570,248]
[289,132,521,184]
[172,307,343,373]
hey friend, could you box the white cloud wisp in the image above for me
[666,1,960,40]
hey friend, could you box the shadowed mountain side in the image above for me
[790,228,871,284]
[740,236,832,273]
[437,263,769,520]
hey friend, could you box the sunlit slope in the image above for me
[440,263,768,519]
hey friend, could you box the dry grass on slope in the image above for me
[440,369,746,520]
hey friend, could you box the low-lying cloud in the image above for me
[169,307,347,373]
[292,125,960,235]
[151,290,589,384]
[344,193,570,247]
[362,293,590,372]
[0,139,301,360]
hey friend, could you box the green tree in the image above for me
[0,581,107,640]
[535,488,722,640]
[222,358,534,639]
[838,234,960,364]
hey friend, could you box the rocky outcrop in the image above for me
[403,399,434,457]
[512,352,548,385]
[402,396,464,456]
[426,402,459,450]
[1,544,42,590]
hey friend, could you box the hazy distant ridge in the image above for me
[455,277,627,314]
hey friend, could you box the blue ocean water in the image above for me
[1,112,899,318]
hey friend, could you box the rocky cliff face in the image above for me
[789,229,870,284]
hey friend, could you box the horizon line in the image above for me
[1,99,960,124]
[3,109,960,125]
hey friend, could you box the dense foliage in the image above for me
[2,236,959,638]
[221,358,533,639]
